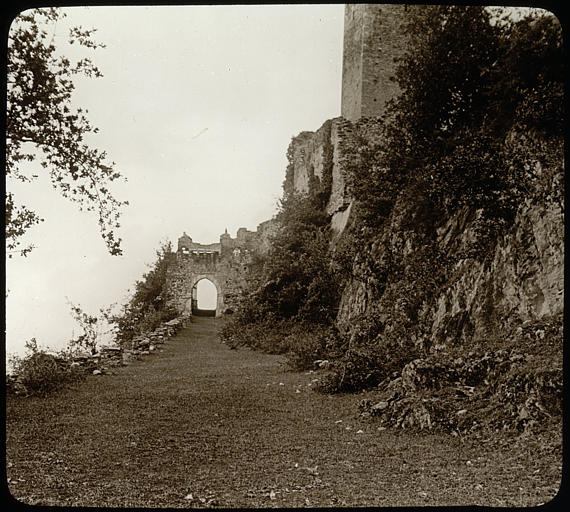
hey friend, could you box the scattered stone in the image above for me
[371,401,389,412]
[93,369,102,375]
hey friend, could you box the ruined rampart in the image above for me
[165,222,277,317]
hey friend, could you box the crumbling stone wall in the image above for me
[286,4,408,227]
[166,223,276,317]
[285,116,384,235]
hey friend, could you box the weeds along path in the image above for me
[6,317,561,507]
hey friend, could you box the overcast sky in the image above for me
[6,4,344,358]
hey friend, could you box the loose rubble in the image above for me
[358,343,562,434]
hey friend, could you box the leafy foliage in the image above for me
[345,6,562,252]
[5,192,42,257]
[320,6,563,394]
[8,338,85,397]
[221,191,343,361]
[68,300,105,355]
[6,8,127,256]
[261,193,338,322]
[392,6,499,145]
[107,242,178,346]
[284,323,337,371]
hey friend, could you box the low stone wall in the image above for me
[121,318,183,364]
[6,318,184,395]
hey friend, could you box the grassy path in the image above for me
[6,318,561,507]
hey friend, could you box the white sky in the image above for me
[5,4,344,358]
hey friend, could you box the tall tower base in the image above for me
[341,4,409,121]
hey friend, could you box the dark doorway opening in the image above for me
[192,307,216,317]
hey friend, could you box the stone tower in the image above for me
[341,4,409,121]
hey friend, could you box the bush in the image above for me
[316,347,385,394]
[220,191,342,355]
[221,316,291,354]
[108,241,179,347]
[316,325,422,394]
[284,323,338,371]
[137,305,178,334]
[8,339,85,397]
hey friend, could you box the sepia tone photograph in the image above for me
[5,3,564,508]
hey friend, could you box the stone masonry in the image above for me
[286,4,410,236]
[341,4,409,121]
[285,116,385,236]
[166,4,410,315]
[165,222,277,317]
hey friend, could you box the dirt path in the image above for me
[6,318,561,507]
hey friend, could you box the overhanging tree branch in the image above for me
[6,7,127,257]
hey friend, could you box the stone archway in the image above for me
[166,228,276,319]
[184,274,224,317]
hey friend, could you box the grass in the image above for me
[6,317,563,507]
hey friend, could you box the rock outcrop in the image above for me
[287,116,563,432]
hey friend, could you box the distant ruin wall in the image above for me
[166,221,277,317]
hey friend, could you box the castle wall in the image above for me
[286,116,384,234]
[341,5,365,122]
[288,120,334,195]
[341,4,409,120]
[166,223,277,317]
[279,4,411,236]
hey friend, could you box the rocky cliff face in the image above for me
[287,118,563,432]
[337,140,563,348]
[288,118,563,349]
[335,190,563,350]
[430,196,563,348]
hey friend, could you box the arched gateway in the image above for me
[185,275,223,316]
[165,225,276,318]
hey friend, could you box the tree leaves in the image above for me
[6,8,127,256]
[5,192,43,258]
